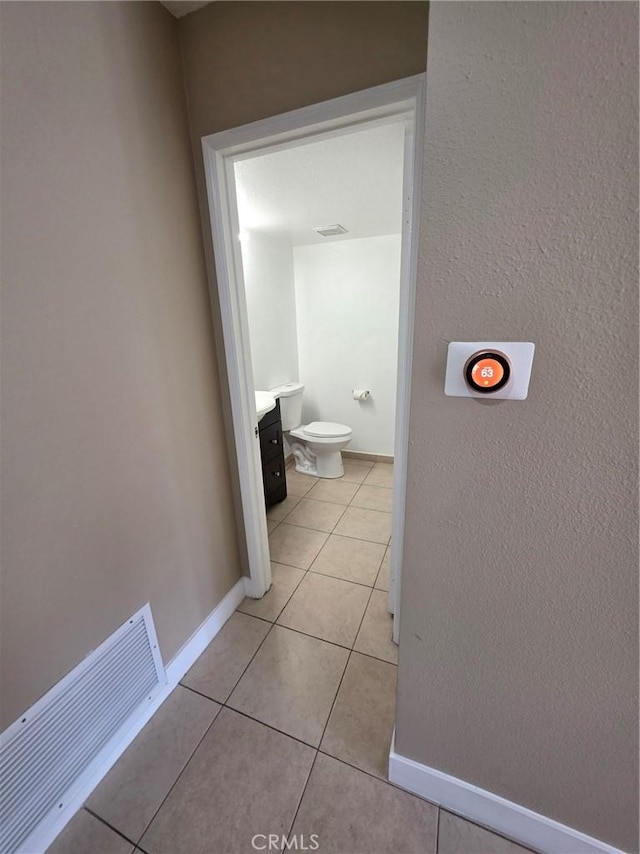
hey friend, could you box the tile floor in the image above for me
[49,460,534,854]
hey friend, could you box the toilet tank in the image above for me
[271,382,304,431]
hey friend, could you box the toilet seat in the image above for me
[289,422,352,443]
[304,421,351,438]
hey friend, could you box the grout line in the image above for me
[309,578,378,750]
[307,533,388,585]
[277,516,390,547]
[351,645,398,667]
[269,619,390,660]
[266,494,304,526]
[281,750,320,852]
[233,609,275,626]
[286,496,350,533]
[435,804,441,854]
[221,704,321,751]
[179,682,224,704]
[317,652,352,749]
[83,807,138,849]
[306,529,335,573]
[145,611,284,842]
[267,558,310,570]
[314,747,439,808]
[241,618,398,668]
[269,621,353,654]
[223,620,277,699]
[351,582,376,655]
[86,685,228,849]
[304,495,356,508]
[129,707,223,846]
[306,567,378,590]
[373,545,390,590]
[133,618,280,846]
[238,565,307,624]
[438,806,539,853]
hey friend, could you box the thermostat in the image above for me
[444,342,535,400]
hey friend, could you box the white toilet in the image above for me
[271,382,352,479]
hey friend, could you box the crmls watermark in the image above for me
[251,834,320,851]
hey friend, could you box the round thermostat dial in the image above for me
[464,350,511,394]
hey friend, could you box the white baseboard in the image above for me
[165,577,246,686]
[388,732,626,854]
[23,578,246,854]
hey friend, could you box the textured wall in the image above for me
[0,2,241,727]
[396,2,638,851]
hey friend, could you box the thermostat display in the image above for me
[444,342,535,400]
[465,351,511,393]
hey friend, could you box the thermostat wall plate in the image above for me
[444,342,535,400]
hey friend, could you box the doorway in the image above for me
[201,75,425,644]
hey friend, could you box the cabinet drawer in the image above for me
[262,456,286,501]
[259,420,283,463]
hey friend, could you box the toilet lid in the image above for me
[304,421,352,438]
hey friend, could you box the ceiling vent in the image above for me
[313,224,348,237]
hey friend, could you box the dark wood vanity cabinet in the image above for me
[259,400,287,508]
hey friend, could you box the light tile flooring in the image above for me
[49,460,534,854]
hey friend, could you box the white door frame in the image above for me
[201,75,425,639]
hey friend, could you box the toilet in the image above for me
[271,382,352,479]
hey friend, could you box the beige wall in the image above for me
[178,1,429,139]
[397,3,638,851]
[177,0,429,246]
[0,1,241,728]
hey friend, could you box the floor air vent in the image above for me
[0,604,165,854]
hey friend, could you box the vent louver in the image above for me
[313,224,348,237]
[0,605,164,854]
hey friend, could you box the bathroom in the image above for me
[230,121,405,639]
[235,122,404,472]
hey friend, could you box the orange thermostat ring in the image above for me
[464,350,511,394]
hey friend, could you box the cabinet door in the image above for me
[262,457,287,507]
[259,420,283,464]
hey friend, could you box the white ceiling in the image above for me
[234,122,406,247]
[159,1,213,18]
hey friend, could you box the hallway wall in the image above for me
[0,1,241,728]
[178,1,430,139]
[396,3,638,851]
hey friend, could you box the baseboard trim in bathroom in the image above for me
[343,451,394,464]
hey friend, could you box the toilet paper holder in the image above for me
[352,389,371,401]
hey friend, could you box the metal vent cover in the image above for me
[0,605,165,854]
[312,224,348,237]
